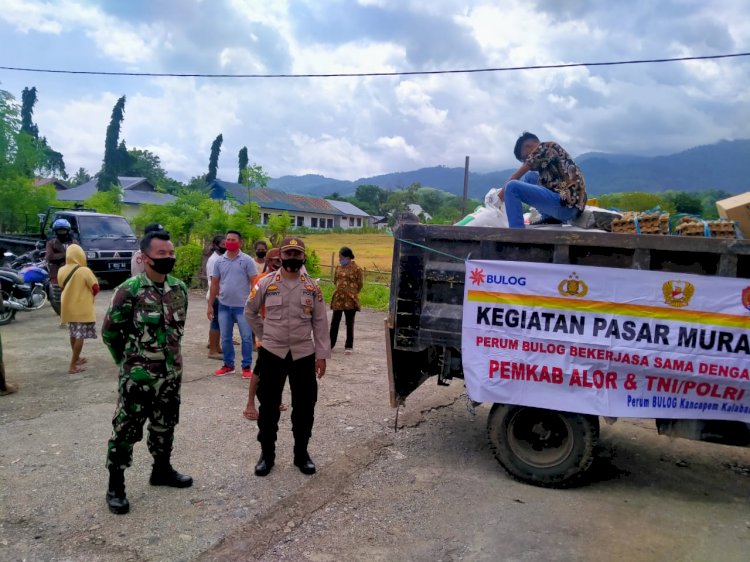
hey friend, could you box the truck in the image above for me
[0,206,138,286]
[386,223,750,487]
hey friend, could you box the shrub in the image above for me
[173,243,204,286]
[305,248,321,277]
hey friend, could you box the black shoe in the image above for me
[294,455,316,475]
[150,465,193,488]
[106,489,130,514]
[255,454,274,477]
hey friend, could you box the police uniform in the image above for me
[245,255,330,468]
[102,272,188,470]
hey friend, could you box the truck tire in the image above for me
[487,404,599,488]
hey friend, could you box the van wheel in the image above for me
[487,404,599,488]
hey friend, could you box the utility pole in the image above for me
[462,156,470,215]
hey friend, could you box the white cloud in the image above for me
[375,136,419,159]
[395,80,448,126]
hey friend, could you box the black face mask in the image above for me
[216,247,227,255]
[145,255,176,275]
[256,250,267,259]
[56,231,69,240]
[281,258,304,273]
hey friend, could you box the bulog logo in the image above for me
[742,286,750,312]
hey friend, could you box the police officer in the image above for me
[102,230,192,514]
[245,237,330,476]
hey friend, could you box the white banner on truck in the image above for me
[461,260,750,422]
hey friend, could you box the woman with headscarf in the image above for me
[329,246,363,354]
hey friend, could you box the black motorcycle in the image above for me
[0,264,50,325]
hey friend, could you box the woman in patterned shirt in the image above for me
[499,132,587,228]
[329,246,364,354]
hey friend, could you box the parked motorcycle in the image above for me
[0,264,50,325]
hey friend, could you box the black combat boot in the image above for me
[106,468,130,515]
[149,457,193,488]
[293,446,316,475]
[254,450,275,477]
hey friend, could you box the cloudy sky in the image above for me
[1,0,749,183]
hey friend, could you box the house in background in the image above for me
[56,176,177,219]
[407,203,432,222]
[208,179,369,229]
[370,215,388,230]
[325,199,371,229]
[34,177,69,191]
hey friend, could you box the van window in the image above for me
[77,216,135,238]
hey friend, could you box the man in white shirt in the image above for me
[205,235,226,359]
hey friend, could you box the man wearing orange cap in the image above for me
[245,237,330,476]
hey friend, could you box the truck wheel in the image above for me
[0,291,16,325]
[487,404,599,488]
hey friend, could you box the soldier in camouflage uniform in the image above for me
[102,230,192,515]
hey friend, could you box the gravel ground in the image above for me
[1,292,750,561]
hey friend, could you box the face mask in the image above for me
[339,258,350,266]
[146,255,176,275]
[216,247,226,255]
[225,240,241,252]
[56,231,69,240]
[281,258,304,273]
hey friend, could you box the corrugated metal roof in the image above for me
[56,177,175,205]
[326,199,370,217]
[210,180,344,215]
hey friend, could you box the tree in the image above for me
[354,184,388,215]
[663,191,703,215]
[14,87,66,178]
[20,87,39,138]
[72,168,92,185]
[84,187,123,215]
[0,89,20,176]
[239,163,270,202]
[699,189,731,219]
[98,95,126,192]
[238,146,248,183]
[266,212,293,246]
[206,133,223,184]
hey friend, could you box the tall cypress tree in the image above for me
[206,133,223,184]
[98,95,126,192]
[20,87,39,138]
[238,146,249,183]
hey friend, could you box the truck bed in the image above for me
[387,224,750,406]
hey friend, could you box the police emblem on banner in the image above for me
[662,280,694,307]
[558,273,588,297]
[742,286,750,311]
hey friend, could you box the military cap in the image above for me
[280,237,305,253]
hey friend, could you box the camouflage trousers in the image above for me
[106,361,182,470]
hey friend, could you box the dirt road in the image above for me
[1,294,749,561]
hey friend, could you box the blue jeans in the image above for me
[218,303,253,369]
[505,171,580,228]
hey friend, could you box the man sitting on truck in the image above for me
[499,132,587,228]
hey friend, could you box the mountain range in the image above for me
[267,139,749,199]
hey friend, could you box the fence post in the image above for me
[330,252,335,282]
